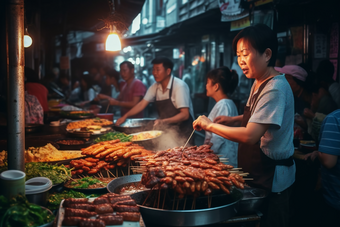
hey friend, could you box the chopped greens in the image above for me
[0,194,55,227]
[47,190,99,210]
[25,162,72,185]
[69,177,104,188]
[94,131,132,143]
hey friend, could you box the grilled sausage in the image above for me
[62,217,84,226]
[93,197,109,205]
[63,198,88,207]
[79,219,105,227]
[115,205,139,212]
[98,215,124,225]
[113,199,136,206]
[109,195,131,204]
[117,212,140,222]
[95,203,114,214]
[64,208,96,217]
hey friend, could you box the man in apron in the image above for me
[116,56,195,146]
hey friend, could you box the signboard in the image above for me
[230,17,250,31]
[314,34,327,58]
[329,23,339,58]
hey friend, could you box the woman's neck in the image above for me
[254,67,277,90]
[213,92,229,103]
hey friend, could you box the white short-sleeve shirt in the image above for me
[248,74,296,192]
[144,75,194,119]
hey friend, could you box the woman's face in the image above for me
[206,78,216,98]
[236,38,268,79]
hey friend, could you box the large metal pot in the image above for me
[131,189,243,227]
[113,118,156,134]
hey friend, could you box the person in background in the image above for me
[116,57,195,145]
[98,65,114,96]
[316,59,340,109]
[68,72,99,105]
[25,91,44,124]
[94,68,126,114]
[57,72,71,99]
[304,109,340,226]
[96,61,146,118]
[204,66,239,167]
[193,24,295,227]
[24,67,49,113]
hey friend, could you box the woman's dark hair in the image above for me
[120,61,134,70]
[232,24,278,67]
[151,56,174,73]
[107,69,120,82]
[25,67,40,83]
[80,72,94,90]
[316,59,334,83]
[207,66,239,95]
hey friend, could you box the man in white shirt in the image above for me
[116,56,195,145]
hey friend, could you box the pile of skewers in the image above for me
[68,139,153,176]
[135,144,247,198]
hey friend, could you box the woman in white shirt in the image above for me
[204,66,239,167]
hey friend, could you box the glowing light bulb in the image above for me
[105,32,121,51]
[24,35,32,48]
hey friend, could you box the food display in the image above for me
[61,110,94,118]
[0,144,84,163]
[58,193,140,226]
[118,183,148,195]
[0,194,55,227]
[131,130,162,141]
[94,132,132,143]
[56,139,86,145]
[64,176,115,189]
[140,144,245,198]
[48,190,98,210]
[79,139,153,171]
[25,162,72,185]
[66,118,113,130]
[25,143,84,162]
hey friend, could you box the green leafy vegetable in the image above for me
[25,162,72,185]
[47,190,100,210]
[94,131,132,143]
[0,194,54,227]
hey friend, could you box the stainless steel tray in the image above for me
[238,186,268,215]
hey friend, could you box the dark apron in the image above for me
[238,77,294,191]
[155,76,194,145]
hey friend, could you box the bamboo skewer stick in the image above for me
[142,190,152,206]
[162,191,166,209]
[172,192,176,210]
[157,189,161,208]
[183,196,187,210]
[107,169,115,178]
[243,178,253,180]
[128,160,131,176]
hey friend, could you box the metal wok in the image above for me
[113,118,156,134]
[131,189,243,227]
[107,174,145,194]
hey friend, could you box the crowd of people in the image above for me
[0,23,338,226]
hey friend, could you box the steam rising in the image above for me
[153,127,189,151]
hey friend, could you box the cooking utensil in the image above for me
[107,174,145,194]
[238,186,268,215]
[54,138,92,150]
[131,189,243,226]
[113,118,156,134]
[182,129,195,151]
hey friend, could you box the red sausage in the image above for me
[98,215,124,225]
[115,205,139,212]
[116,212,140,222]
[79,219,105,227]
[95,203,114,214]
[64,208,96,218]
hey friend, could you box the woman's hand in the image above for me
[115,116,127,126]
[214,116,234,126]
[304,150,319,161]
[193,115,212,131]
